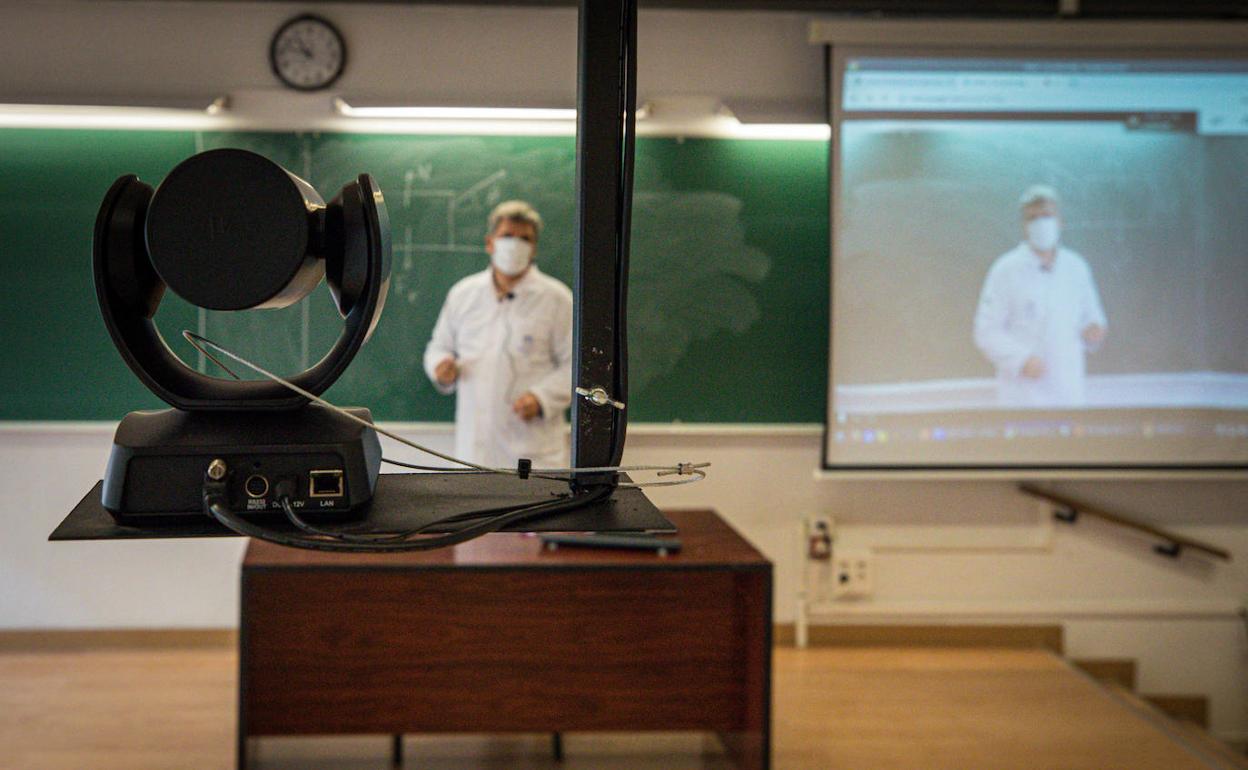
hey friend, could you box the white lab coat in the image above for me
[423,265,573,468]
[974,243,1107,407]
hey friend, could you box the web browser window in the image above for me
[825,50,1248,470]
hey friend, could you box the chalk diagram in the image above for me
[391,166,508,306]
[180,131,775,414]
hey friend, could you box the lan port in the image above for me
[309,470,345,498]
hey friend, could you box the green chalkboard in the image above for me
[0,128,827,423]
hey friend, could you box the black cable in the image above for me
[379,456,569,483]
[379,458,490,473]
[406,493,576,529]
[609,0,637,469]
[621,0,637,466]
[283,494,571,540]
[203,472,611,553]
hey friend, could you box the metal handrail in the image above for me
[1018,484,1231,562]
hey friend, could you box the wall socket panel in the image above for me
[804,515,835,559]
[832,549,874,598]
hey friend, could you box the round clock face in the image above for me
[270,15,346,91]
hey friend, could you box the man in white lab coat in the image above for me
[423,201,573,467]
[974,186,1108,407]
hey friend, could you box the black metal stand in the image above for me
[570,0,638,483]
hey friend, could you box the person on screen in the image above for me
[423,200,573,468]
[973,186,1108,407]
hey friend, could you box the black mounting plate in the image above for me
[50,472,675,541]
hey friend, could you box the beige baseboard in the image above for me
[0,629,237,652]
[5,625,1066,654]
[775,623,1064,653]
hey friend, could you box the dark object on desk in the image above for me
[540,533,683,555]
[237,510,771,770]
[50,472,674,541]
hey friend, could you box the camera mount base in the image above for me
[100,404,381,526]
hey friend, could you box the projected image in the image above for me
[837,120,1248,414]
[826,53,1248,468]
[974,184,1108,409]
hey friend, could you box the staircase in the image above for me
[1072,658,1248,768]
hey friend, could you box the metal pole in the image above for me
[571,0,636,485]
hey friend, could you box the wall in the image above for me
[0,0,1245,740]
[0,0,821,120]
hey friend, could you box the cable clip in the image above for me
[575,386,625,410]
[517,458,532,480]
[657,462,710,478]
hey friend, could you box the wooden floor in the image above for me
[0,643,1236,770]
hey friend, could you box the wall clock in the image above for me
[270,14,346,91]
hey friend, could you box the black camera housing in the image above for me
[93,149,390,521]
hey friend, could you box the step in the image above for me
[1143,694,1209,730]
[1100,682,1245,770]
[1071,658,1136,691]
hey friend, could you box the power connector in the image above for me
[831,550,874,599]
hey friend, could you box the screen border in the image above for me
[822,43,1248,474]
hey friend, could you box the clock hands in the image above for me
[271,15,345,91]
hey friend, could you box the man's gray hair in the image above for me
[487,200,544,237]
[1019,184,1060,210]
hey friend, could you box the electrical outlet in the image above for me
[831,549,874,598]
[802,515,836,604]
[804,515,834,561]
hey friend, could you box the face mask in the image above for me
[1025,216,1060,252]
[491,236,534,277]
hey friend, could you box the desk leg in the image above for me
[717,730,767,770]
[238,571,250,770]
[717,570,771,770]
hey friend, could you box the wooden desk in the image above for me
[238,509,772,769]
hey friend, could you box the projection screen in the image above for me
[824,48,1248,471]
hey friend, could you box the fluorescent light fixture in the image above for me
[634,114,829,141]
[0,96,230,129]
[727,122,831,141]
[335,99,828,140]
[633,96,829,141]
[0,94,226,110]
[0,95,826,139]
[0,104,223,130]
[335,99,575,121]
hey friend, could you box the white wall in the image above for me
[0,0,1245,740]
[0,0,822,120]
